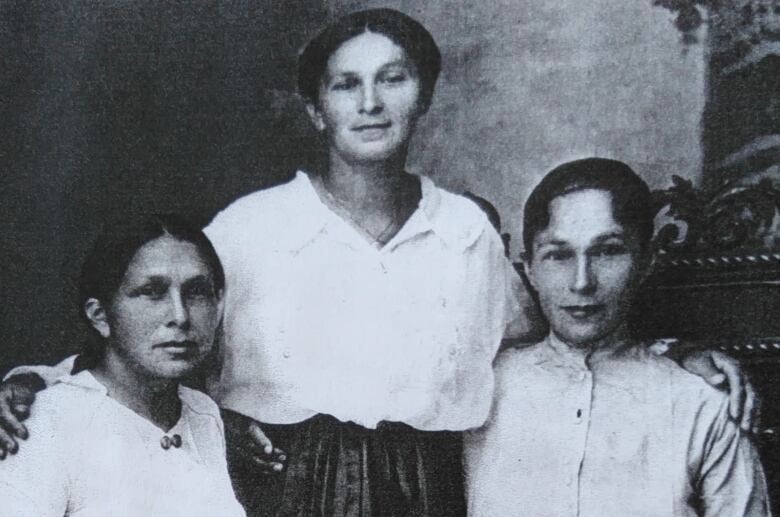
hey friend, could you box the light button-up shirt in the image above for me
[464,334,770,517]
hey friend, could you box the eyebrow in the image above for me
[329,59,413,77]
[537,232,626,247]
[593,232,626,242]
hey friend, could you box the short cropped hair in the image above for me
[297,8,442,108]
[522,158,655,257]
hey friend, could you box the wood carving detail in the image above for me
[653,175,780,253]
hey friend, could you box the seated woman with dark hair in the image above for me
[465,158,770,517]
[0,214,246,517]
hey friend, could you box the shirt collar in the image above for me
[289,170,482,253]
[545,332,633,371]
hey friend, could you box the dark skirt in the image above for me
[221,410,466,517]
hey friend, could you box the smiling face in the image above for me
[526,189,648,348]
[307,31,425,164]
[90,234,222,380]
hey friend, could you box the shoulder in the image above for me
[28,381,103,432]
[419,177,497,251]
[206,174,303,234]
[493,341,547,388]
[623,345,729,414]
[0,380,102,478]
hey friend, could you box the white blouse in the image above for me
[205,171,534,430]
[0,371,246,517]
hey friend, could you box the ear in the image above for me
[84,298,111,339]
[305,102,326,132]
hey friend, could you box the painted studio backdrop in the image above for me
[1,0,778,373]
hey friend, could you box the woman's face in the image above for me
[308,31,425,164]
[96,234,222,380]
[526,189,648,348]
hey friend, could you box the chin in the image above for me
[150,360,202,380]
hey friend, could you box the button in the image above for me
[171,434,182,448]
[283,350,291,359]
[160,436,171,450]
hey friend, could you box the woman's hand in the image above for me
[0,373,45,459]
[246,421,287,472]
[679,348,758,432]
[223,412,286,474]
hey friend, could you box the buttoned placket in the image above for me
[547,337,596,516]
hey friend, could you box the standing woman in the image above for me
[205,8,534,516]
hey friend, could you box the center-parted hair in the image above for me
[75,213,225,370]
[297,8,442,108]
[79,213,225,325]
[522,158,655,257]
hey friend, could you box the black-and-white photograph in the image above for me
[1,1,778,515]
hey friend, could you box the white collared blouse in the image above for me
[0,371,246,517]
[204,171,533,430]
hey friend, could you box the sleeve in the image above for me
[694,390,771,516]
[3,355,77,386]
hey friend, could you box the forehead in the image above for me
[536,189,624,245]
[327,31,408,74]
[123,235,210,280]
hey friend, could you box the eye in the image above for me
[331,77,359,91]
[134,282,167,300]
[183,279,216,301]
[381,71,408,84]
[592,243,628,257]
[543,249,573,261]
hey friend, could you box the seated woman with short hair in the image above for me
[0,214,246,517]
[464,158,770,517]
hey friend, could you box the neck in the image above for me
[322,148,409,210]
[553,323,630,356]
[91,349,181,431]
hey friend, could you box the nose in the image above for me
[167,292,191,330]
[359,83,383,115]
[571,255,597,294]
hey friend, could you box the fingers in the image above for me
[246,421,286,472]
[12,403,31,421]
[247,421,273,455]
[0,394,29,441]
[10,384,36,408]
[711,352,745,423]
[741,378,758,432]
[0,407,18,459]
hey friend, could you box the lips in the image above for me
[561,305,605,319]
[352,121,391,131]
[154,340,198,351]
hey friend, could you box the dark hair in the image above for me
[75,213,224,367]
[522,158,655,257]
[297,8,441,108]
[463,191,502,232]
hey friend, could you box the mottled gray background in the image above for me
[1,1,708,373]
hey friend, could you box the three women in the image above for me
[0,7,757,517]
